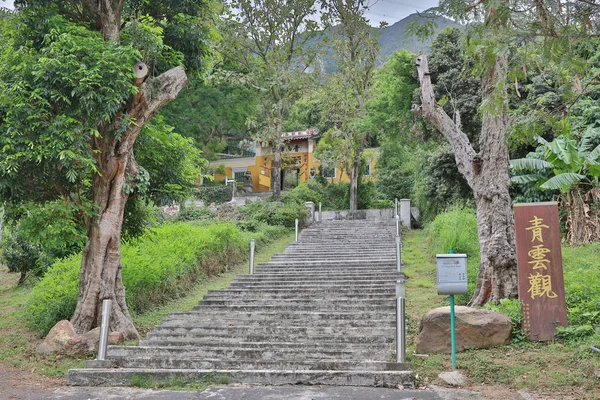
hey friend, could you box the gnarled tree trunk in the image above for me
[70,66,188,338]
[412,54,518,306]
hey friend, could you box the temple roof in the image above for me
[281,128,319,141]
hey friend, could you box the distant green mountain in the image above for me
[377,13,463,60]
[310,13,462,74]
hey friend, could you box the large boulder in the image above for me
[416,306,512,354]
[36,320,124,357]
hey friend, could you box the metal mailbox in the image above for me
[436,254,468,295]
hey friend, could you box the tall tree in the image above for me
[413,0,600,305]
[321,0,379,210]
[412,2,518,306]
[222,0,319,200]
[0,2,216,337]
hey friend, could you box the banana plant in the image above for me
[510,128,600,192]
[510,127,600,244]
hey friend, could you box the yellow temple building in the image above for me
[210,129,376,193]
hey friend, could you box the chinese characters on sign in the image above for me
[515,203,567,341]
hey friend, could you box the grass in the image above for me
[0,230,295,378]
[130,372,231,391]
[403,229,600,399]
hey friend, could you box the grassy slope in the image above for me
[403,229,600,399]
[0,231,295,378]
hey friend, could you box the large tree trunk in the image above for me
[565,186,600,245]
[70,66,188,337]
[412,54,518,306]
[349,159,359,211]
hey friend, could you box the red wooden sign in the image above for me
[514,202,567,341]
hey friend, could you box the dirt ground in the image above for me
[1,364,598,400]
[0,364,64,400]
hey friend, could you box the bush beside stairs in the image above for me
[67,219,414,388]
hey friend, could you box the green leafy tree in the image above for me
[0,2,216,338]
[413,0,600,305]
[160,77,258,161]
[222,0,319,200]
[511,128,600,244]
[320,0,379,211]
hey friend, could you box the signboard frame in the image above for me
[514,202,567,341]
[436,254,468,295]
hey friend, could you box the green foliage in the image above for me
[160,79,258,160]
[413,148,473,221]
[26,221,286,335]
[280,184,324,207]
[484,299,527,344]
[122,197,164,240]
[555,325,596,341]
[428,206,479,257]
[562,242,600,328]
[24,255,81,335]
[0,231,42,285]
[135,115,206,206]
[16,201,91,263]
[428,206,480,304]
[511,129,600,193]
[0,13,139,201]
[237,200,307,228]
[193,186,233,204]
[177,206,214,222]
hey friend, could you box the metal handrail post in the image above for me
[396,297,406,363]
[249,239,255,275]
[395,234,402,273]
[96,299,112,361]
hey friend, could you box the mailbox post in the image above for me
[436,253,468,370]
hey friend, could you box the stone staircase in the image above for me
[67,219,414,388]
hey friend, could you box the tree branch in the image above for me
[411,54,476,187]
[118,66,188,155]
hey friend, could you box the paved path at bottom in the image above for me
[21,384,496,400]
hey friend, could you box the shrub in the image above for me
[428,206,480,305]
[177,205,214,221]
[193,186,233,204]
[1,231,42,285]
[237,200,307,228]
[280,184,324,206]
[26,221,286,335]
[428,206,479,257]
[484,299,527,344]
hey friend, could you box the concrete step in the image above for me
[203,290,396,300]
[227,280,396,288]
[87,358,409,372]
[139,338,393,348]
[67,217,412,389]
[196,298,395,306]
[104,345,389,360]
[145,332,394,344]
[191,304,395,312]
[163,310,394,321]
[67,368,415,388]
[233,273,402,280]
[158,318,395,329]
[149,325,395,337]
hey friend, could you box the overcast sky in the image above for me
[364,0,440,26]
[0,0,440,26]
